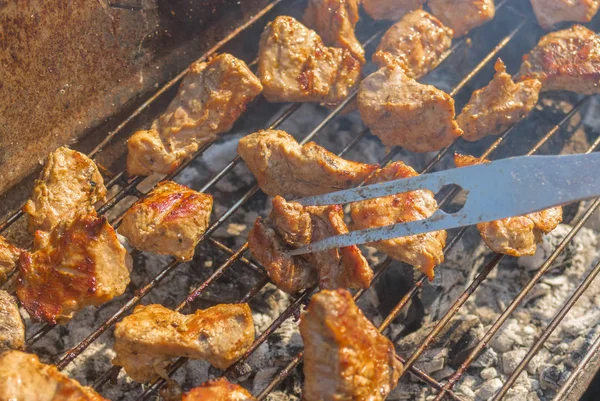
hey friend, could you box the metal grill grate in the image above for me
[2,0,600,400]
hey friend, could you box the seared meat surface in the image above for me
[17,213,131,324]
[0,350,106,401]
[0,291,24,351]
[530,0,600,29]
[248,196,372,293]
[127,54,262,176]
[428,0,495,37]
[350,161,447,280]
[303,0,364,63]
[23,147,106,233]
[0,236,21,283]
[300,289,403,401]
[258,16,361,106]
[519,25,600,94]
[113,303,254,382]
[458,59,541,142]
[119,181,213,261]
[358,63,463,152]
[238,130,378,197]
[373,10,453,78]
[182,378,255,401]
[454,153,562,256]
[362,0,424,20]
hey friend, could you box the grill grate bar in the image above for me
[432,129,600,400]
[553,326,600,400]
[493,243,600,400]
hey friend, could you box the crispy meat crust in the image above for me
[300,289,403,401]
[17,213,131,324]
[519,25,600,94]
[119,181,213,261]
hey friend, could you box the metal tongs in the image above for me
[289,153,600,256]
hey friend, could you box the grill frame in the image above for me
[1,1,600,400]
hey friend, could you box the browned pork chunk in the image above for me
[0,291,24,351]
[428,0,495,38]
[372,9,453,78]
[362,0,425,20]
[113,303,254,383]
[455,153,562,256]
[0,236,21,283]
[358,63,463,152]
[16,213,131,324]
[350,161,447,280]
[23,147,107,233]
[248,196,372,293]
[519,25,600,94]
[530,0,600,29]
[182,378,255,401]
[127,54,263,176]
[0,350,107,401]
[237,130,378,197]
[304,0,365,63]
[119,181,213,261]
[300,289,403,401]
[258,16,361,106]
[458,59,541,142]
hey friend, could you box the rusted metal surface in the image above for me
[0,0,269,212]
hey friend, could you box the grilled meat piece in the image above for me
[0,291,24,351]
[362,0,425,20]
[304,0,364,63]
[454,153,562,256]
[372,10,453,78]
[23,147,107,233]
[0,350,107,401]
[350,161,447,280]
[127,54,263,176]
[428,0,495,37]
[300,289,403,401]
[530,0,600,29]
[258,16,361,106]
[16,213,131,324]
[238,130,378,197]
[119,181,213,261]
[0,236,21,283]
[182,378,255,401]
[458,59,541,142]
[113,303,254,382]
[248,196,372,293]
[248,218,317,293]
[358,63,462,152]
[519,25,600,94]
